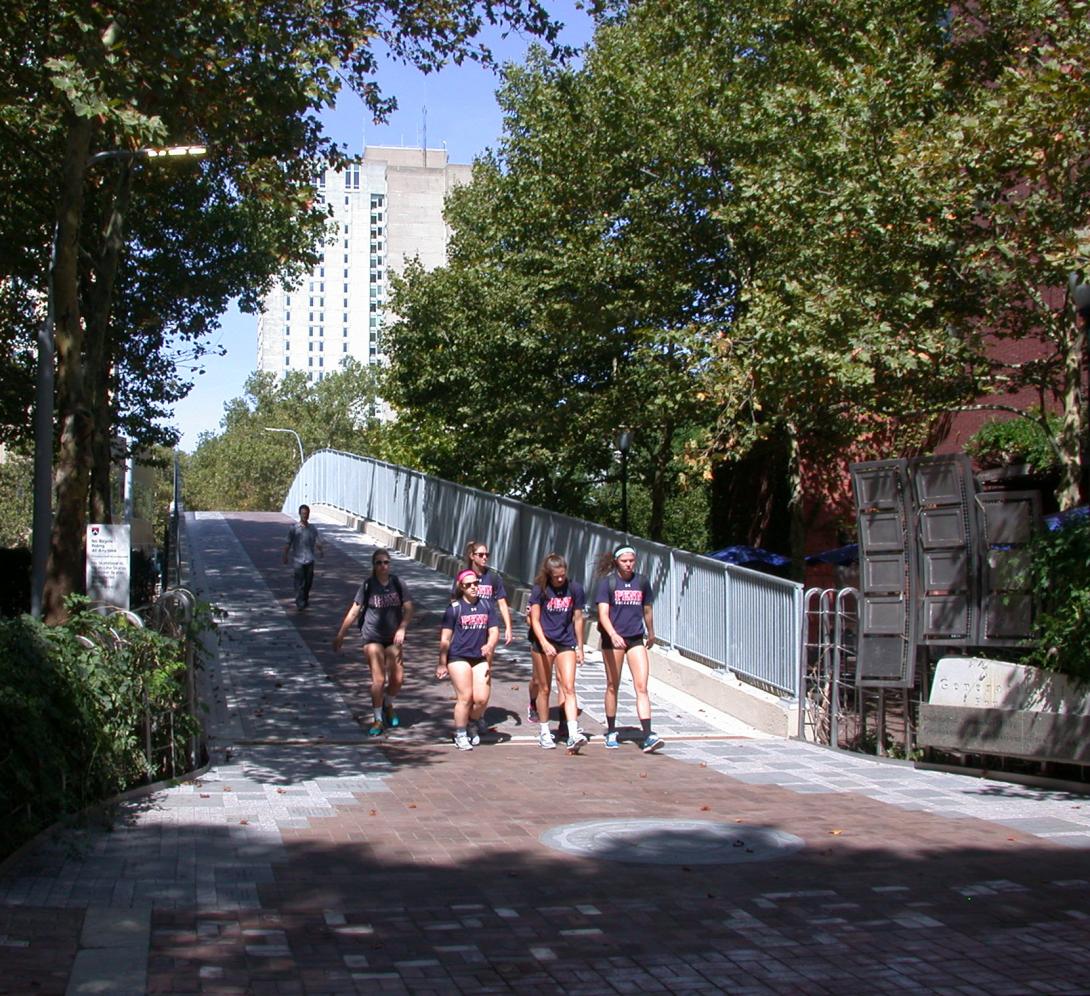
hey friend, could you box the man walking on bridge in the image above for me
[283,504,325,610]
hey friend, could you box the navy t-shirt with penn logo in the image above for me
[442,599,499,660]
[593,572,653,639]
[529,580,586,646]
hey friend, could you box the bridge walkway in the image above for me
[1,510,1088,994]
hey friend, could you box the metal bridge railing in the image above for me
[286,449,804,698]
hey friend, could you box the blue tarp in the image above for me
[1044,506,1088,531]
[706,545,792,567]
[804,543,859,566]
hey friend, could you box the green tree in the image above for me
[0,450,33,549]
[184,361,387,511]
[386,1,979,556]
[0,0,562,621]
[385,34,724,540]
[927,0,1090,509]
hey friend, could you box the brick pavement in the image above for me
[1,510,1089,994]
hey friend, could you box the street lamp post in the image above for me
[31,144,207,618]
[264,427,305,467]
[617,428,633,537]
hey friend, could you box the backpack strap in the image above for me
[357,576,375,628]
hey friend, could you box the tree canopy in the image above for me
[384,0,1090,562]
[0,0,562,619]
[184,360,386,512]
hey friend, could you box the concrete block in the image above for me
[648,648,796,738]
[929,657,1090,714]
[511,587,532,616]
[919,703,1090,764]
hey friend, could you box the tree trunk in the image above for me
[42,115,94,623]
[86,167,135,524]
[785,421,806,583]
[1056,310,1085,510]
[647,420,675,542]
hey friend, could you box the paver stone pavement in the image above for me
[1,509,1089,994]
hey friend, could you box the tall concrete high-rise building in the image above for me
[256,146,472,384]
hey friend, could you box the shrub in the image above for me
[966,413,1060,471]
[0,596,199,859]
[1023,513,1090,682]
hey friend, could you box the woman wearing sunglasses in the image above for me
[453,540,513,643]
[436,569,499,750]
[333,548,413,735]
[452,539,513,735]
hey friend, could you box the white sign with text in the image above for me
[86,523,130,609]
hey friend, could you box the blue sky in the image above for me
[171,2,595,452]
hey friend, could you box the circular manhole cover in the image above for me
[540,818,804,865]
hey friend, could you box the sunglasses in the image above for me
[474,551,489,557]
[375,559,390,565]
[463,579,479,586]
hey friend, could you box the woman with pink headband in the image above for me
[436,568,499,750]
[593,545,663,753]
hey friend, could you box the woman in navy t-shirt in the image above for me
[332,548,413,736]
[528,553,587,754]
[593,545,663,753]
[437,569,499,751]
[451,539,513,646]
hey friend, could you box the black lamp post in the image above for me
[617,428,633,536]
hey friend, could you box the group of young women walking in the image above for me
[333,540,664,755]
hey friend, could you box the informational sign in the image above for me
[86,523,130,609]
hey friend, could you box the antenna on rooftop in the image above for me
[422,105,428,167]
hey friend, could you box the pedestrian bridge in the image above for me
[280,447,803,704]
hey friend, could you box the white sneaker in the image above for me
[565,732,588,755]
[468,721,482,746]
[453,731,473,751]
[538,730,557,750]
